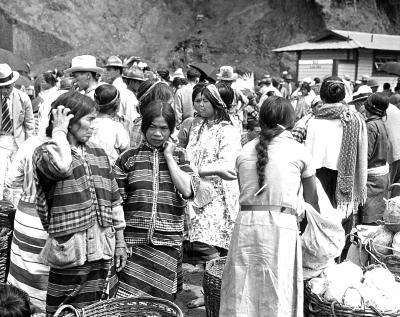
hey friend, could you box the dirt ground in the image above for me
[175,263,208,317]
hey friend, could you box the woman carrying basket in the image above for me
[219,96,319,317]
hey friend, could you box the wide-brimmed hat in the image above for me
[0,63,20,86]
[64,55,103,74]
[367,78,379,88]
[122,66,145,81]
[361,74,370,82]
[348,92,371,105]
[105,55,123,68]
[216,66,238,81]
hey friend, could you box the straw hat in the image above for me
[0,63,20,86]
[216,66,238,81]
[64,55,103,74]
[105,55,123,68]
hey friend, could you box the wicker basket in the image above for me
[203,257,226,317]
[304,264,400,317]
[366,239,400,277]
[53,296,184,317]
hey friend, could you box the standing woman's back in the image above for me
[220,96,318,317]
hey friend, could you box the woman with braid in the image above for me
[292,77,367,257]
[220,96,319,317]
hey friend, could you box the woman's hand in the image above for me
[163,137,177,157]
[115,246,127,272]
[215,168,237,180]
[52,105,74,133]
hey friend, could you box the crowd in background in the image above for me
[0,53,399,317]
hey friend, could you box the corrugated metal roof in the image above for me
[273,29,400,52]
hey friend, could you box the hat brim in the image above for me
[217,73,238,81]
[0,71,20,86]
[105,64,124,68]
[122,75,145,81]
[348,94,371,105]
[65,66,104,74]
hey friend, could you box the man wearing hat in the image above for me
[173,68,200,129]
[122,66,145,96]
[353,74,371,96]
[217,66,248,132]
[64,55,103,100]
[0,63,34,199]
[283,73,295,98]
[103,55,126,90]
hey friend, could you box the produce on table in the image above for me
[392,232,400,256]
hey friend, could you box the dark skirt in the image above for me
[359,173,389,224]
[116,244,182,301]
[46,259,114,316]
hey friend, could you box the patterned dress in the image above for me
[186,118,241,249]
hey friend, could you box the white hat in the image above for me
[353,85,372,96]
[216,66,238,81]
[171,68,185,80]
[65,55,103,74]
[0,63,20,86]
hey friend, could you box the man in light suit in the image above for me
[0,63,34,199]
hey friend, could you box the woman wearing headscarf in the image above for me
[184,84,241,307]
[358,93,390,224]
[33,91,127,315]
[113,100,196,300]
[292,76,367,258]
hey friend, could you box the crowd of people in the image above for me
[0,53,399,317]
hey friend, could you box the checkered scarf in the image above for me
[315,103,367,209]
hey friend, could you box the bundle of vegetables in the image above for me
[307,262,400,314]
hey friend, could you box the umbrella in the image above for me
[379,61,400,76]
[188,62,218,83]
[0,48,29,73]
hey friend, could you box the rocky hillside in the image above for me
[0,0,398,78]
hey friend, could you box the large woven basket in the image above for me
[203,256,226,317]
[53,296,184,317]
[304,264,400,317]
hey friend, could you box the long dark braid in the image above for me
[256,95,295,194]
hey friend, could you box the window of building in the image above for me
[373,51,399,74]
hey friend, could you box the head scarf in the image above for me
[205,84,227,110]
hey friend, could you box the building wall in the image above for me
[301,50,354,61]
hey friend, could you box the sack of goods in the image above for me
[306,262,400,314]
[301,201,345,279]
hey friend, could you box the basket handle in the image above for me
[330,301,339,317]
[307,302,322,313]
[53,304,81,317]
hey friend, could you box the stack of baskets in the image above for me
[0,200,15,283]
[203,256,226,317]
[53,296,184,317]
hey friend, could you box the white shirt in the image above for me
[305,118,343,170]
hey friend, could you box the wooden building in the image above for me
[273,29,400,88]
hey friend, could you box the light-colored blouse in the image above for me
[237,131,315,209]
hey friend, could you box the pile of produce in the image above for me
[370,225,400,256]
[307,261,400,313]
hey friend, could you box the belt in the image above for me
[241,205,290,212]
